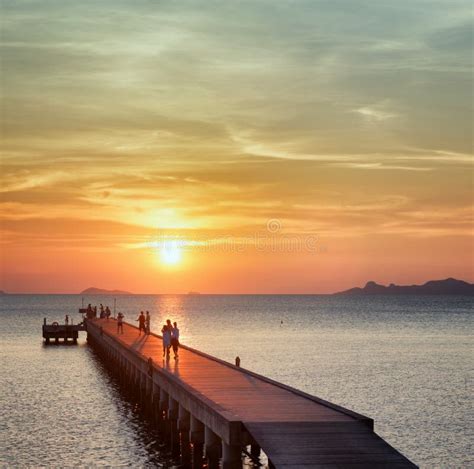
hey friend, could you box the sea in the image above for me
[0,294,472,468]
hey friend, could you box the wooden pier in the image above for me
[86,318,417,468]
[42,318,86,344]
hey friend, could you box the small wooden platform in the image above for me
[89,318,417,468]
[42,320,86,344]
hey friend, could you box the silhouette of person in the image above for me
[171,322,180,359]
[162,323,171,358]
[145,311,151,335]
[137,311,146,335]
[117,312,124,334]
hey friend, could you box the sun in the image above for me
[160,240,182,265]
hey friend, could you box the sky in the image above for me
[1,0,473,293]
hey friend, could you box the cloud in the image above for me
[353,105,398,122]
[333,162,431,171]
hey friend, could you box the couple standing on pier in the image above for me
[162,319,180,359]
[136,311,151,335]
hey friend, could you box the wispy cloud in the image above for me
[333,162,431,171]
[353,105,398,122]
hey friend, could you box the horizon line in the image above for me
[2,276,472,296]
[1,291,336,296]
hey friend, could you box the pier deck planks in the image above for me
[90,319,417,468]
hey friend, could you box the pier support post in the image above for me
[137,370,143,401]
[128,361,133,387]
[140,371,146,405]
[151,383,160,424]
[168,397,180,456]
[168,396,178,420]
[133,368,139,400]
[159,389,169,413]
[144,376,153,415]
[178,406,191,466]
[159,389,169,434]
[190,416,204,468]
[222,441,242,469]
[205,426,221,469]
[178,405,190,431]
[121,357,126,385]
[132,367,139,399]
[190,415,204,442]
[124,360,129,387]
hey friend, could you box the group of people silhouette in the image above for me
[86,306,180,359]
[85,303,111,319]
[134,312,180,359]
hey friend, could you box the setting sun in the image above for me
[160,241,182,266]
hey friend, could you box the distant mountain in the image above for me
[80,287,133,295]
[335,278,474,296]
[0,290,7,295]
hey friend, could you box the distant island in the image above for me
[335,278,474,296]
[80,287,133,295]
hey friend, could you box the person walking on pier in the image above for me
[117,312,124,334]
[145,311,151,335]
[171,321,180,359]
[137,311,146,335]
[105,306,111,320]
[162,323,171,358]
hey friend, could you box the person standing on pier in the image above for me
[145,311,151,335]
[137,311,146,335]
[162,323,171,358]
[117,312,124,334]
[65,314,69,325]
[105,306,111,320]
[171,321,180,359]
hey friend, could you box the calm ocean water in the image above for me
[0,294,472,468]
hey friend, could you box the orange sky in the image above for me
[1,1,473,293]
